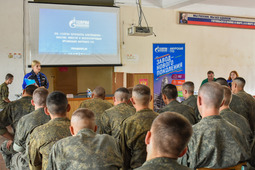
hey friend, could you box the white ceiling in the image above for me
[115,0,255,17]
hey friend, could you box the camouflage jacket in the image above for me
[230,94,249,121]
[28,117,71,170]
[100,103,136,140]
[135,157,192,170]
[158,100,196,124]
[181,95,201,122]
[179,115,251,169]
[47,128,122,170]
[0,96,34,135]
[0,82,9,109]
[220,108,253,144]
[236,90,255,133]
[120,108,158,170]
[14,108,51,152]
[79,98,113,132]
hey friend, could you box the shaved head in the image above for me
[114,87,129,102]
[233,77,246,89]
[222,86,232,106]
[182,81,194,94]
[93,86,105,98]
[132,84,151,106]
[33,88,49,107]
[198,82,224,109]
[215,77,228,86]
[151,112,192,157]
[71,108,96,135]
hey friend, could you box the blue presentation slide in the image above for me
[39,8,118,55]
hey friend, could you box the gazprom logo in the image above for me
[155,46,168,53]
[69,17,90,29]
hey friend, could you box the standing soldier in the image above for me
[0,73,14,110]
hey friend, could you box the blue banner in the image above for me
[153,44,185,111]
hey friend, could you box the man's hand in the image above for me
[6,140,13,150]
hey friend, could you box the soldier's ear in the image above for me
[130,97,135,105]
[149,95,152,102]
[69,126,75,136]
[44,107,50,116]
[178,146,188,157]
[31,100,35,106]
[145,131,151,145]
[94,125,98,132]
[66,104,71,112]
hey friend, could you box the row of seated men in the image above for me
[0,77,254,170]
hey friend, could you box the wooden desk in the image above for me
[67,97,114,119]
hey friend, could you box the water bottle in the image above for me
[87,88,92,98]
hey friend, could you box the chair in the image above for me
[197,162,247,170]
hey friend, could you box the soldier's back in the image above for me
[47,128,122,170]
[230,94,249,120]
[101,103,135,139]
[182,95,201,122]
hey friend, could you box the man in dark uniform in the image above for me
[220,86,253,144]
[0,85,36,169]
[179,82,250,169]
[232,77,255,134]
[28,91,71,170]
[11,88,50,170]
[120,84,158,170]
[135,112,193,170]
[79,86,113,132]
[158,84,196,125]
[0,73,14,110]
[47,108,123,170]
[100,87,135,140]
[181,81,201,121]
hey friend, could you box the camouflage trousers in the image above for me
[0,140,16,169]
[10,152,29,170]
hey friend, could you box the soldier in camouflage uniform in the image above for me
[120,84,158,170]
[0,73,14,110]
[215,77,249,120]
[28,91,71,170]
[158,84,196,125]
[179,82,251,169]
[100,87,135,140]
[47,108,122,170]
[0,85,36,169]
[181,81,201,122]
[10,88,50,170]
[220,86,253,144]
[232,77,255,134]
[135,112,193,170]
[79,86,113,132]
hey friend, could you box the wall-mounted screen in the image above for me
[27,2,121,66]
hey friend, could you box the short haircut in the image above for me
[114,87,129,102]
[5,73,13,81]
[25,85,37,96]
[31,60,41,67]
[46,91,68,116]
[93,86,105,98]
[152,112,192,156]
[207,70,214,74]
[233,77,246,88]
[222,86,232,106]
[162,84,178,100]
[182,81,194,94]
[71,108,95,130]
[198,82,224,108]
[33,88,49,107]
[215,77,228,86]
[132,84,151,106]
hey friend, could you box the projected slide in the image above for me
[39,8,117,55]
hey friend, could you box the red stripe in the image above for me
[188,21,255,29]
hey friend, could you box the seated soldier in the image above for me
[79,86,113,132]
[220,86,253,144]
[158,84,196,125]
[120,84,158,170]
[47,108,122,170]
[182,81,201,121]
[100,87,135,140]
[11,88,50,169]
[28,91,71,170]
[232,77,255,133]
[215,77,249,120]
[179,82,250,169]
[0,85,37,169]
[135,112,193,170]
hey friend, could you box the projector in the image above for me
[128,26,153,36]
